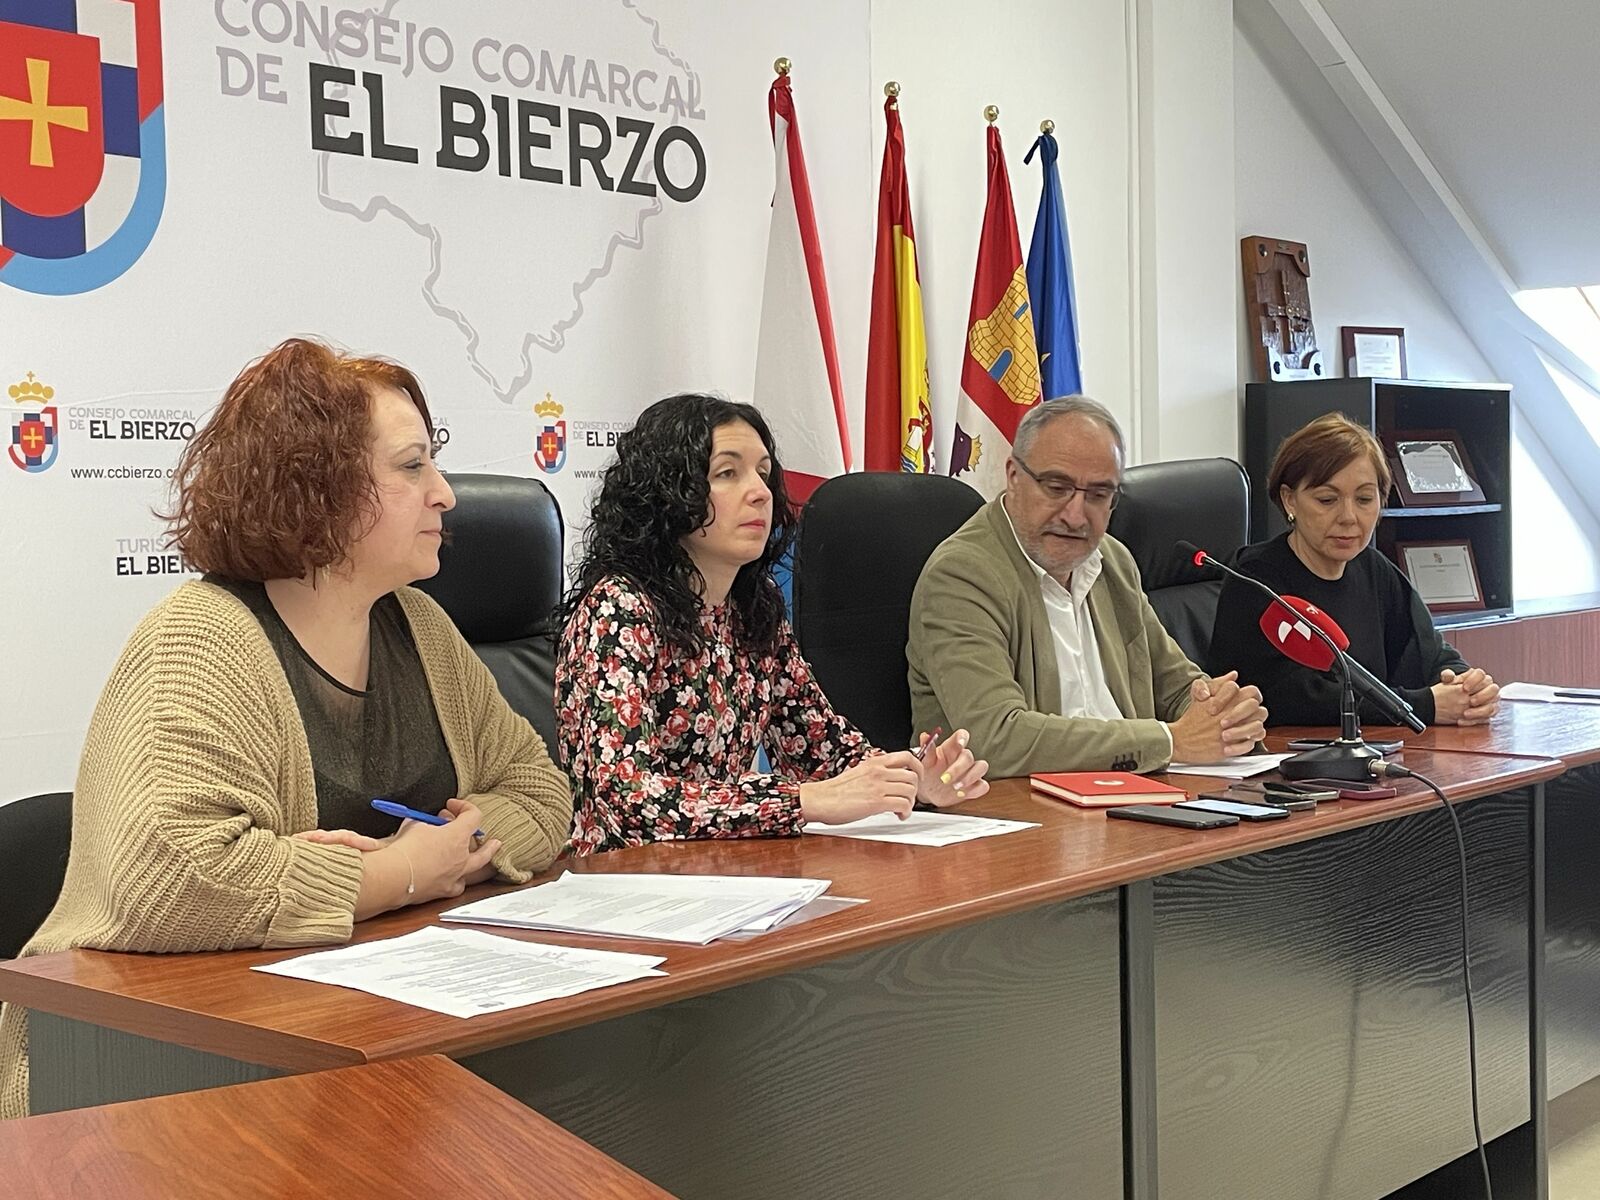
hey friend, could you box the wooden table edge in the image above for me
[0,753,1565,1070]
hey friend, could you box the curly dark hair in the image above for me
[164,337,435,581]
[560,394,795,659]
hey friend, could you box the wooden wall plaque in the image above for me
[1242,236,1326,382]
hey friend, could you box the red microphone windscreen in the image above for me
[1257,600,1336,671]
[1281,595,1351,651]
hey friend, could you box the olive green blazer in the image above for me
[907,496,1202,777]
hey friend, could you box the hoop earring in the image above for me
[1286,512,1297,525]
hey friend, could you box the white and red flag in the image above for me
[753,66,851,503]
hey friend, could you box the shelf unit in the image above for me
[1243,377,1513,625]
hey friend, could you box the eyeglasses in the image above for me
[1013,454,1121,511]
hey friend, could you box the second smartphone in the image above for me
[1176,797,1291,822]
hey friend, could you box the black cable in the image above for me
[1377,761,1492,1200]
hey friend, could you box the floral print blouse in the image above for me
[556,574,874,855]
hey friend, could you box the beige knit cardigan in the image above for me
[0,580,573,1119]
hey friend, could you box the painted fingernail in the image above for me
[955,785,965,795]
[940,772,952,784]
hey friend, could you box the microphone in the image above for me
[1180,540,1386,781]
[1258,596,1426,733]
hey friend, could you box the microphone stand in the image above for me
[1185,544,1383,782]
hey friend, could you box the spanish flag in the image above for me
[864,91,932,473]
[949,117,1041,499]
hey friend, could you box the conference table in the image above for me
[1,705,1593,1200]
[0,1054,677,1199]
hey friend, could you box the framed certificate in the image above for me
[1342,326,1407,378]
[1384,430,1487,506]
[1396,540,1485,613]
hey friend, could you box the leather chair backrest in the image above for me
[1107,457,1251,663]
[414,473,564,755]
[0,792,71,959]
[794,473,985,750]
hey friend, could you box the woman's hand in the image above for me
[389,800,502,903]
[799,755,919,826]
[913,729,991,808]
[1433,668,1499,726]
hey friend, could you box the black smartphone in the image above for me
[1260,780,1339,802]
[1229,786,1315,811]
[1178,797,1291,822]
[1108,804,1239,829]
[1297,777,1399,800]
[1287,737,1404,755]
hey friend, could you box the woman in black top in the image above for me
[1206,412,1500,727]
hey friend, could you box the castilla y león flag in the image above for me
[753,68,850,503]
[949,120,1041,499]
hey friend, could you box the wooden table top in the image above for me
[0,747,1560,1074]
[0,1054,676,1199]
[1275,695,1600,769]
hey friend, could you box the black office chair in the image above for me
[0,791,72,960]
[1107,457,1251,664]
[414,473,565,755]
[793,473,985,750]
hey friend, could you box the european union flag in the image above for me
[1024,130,1083,398]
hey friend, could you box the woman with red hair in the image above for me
[0,338,571,1119]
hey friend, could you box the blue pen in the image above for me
[370,799,484,838]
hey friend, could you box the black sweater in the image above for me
[1203,533,1468,727]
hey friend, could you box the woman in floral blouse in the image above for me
[555,394,990,855]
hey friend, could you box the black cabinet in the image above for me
[1243,377,1513,624]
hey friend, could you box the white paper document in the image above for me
[1167,753,1294,779]
[721,896,869,941]
[804,810,1039,846]
[252,926,665,1018]
[1500,682,1600,706]
[442,873,833,945]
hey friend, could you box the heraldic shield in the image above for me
[9,403,58,471]
[0,0,165,295]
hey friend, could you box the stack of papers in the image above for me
[442,873,834,945]
[252,926,665,1018]
[1167,753,1293,779]
[805,811,1038,846]
[1500,682,1600,706]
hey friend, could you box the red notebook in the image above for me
[1030,771,1189,808]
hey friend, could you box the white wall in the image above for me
[1233,24,1600,602]
[1137,0,1239,463]
[1233,27,1490,387]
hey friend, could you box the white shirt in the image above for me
[1002,501,1174,754]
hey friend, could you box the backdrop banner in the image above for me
[1,0,871,799]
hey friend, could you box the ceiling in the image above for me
[1317,0,1600,290]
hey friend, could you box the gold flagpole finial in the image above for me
[774,57,791,76]
[885,81,901,100]
[1040,119,1055,135]
[984,104,999,124]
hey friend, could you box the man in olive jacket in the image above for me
[909,397,1267,778]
